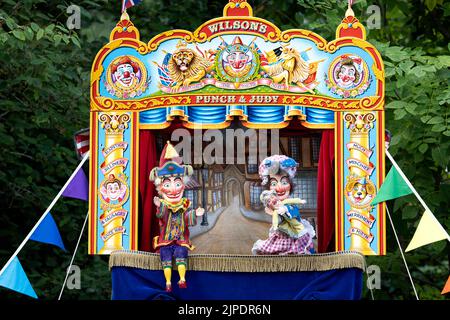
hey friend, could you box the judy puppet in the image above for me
[252,155,316,255]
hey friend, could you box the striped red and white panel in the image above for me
[74,128,90,159]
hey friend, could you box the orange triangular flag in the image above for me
[442,275,450,295]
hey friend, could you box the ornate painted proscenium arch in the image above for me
[89,0,386,256]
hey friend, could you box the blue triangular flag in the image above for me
[0,257,37,299]
[62,168,88,201]
[30,213,66,251]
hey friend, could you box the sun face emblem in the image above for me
[216,36,259,83]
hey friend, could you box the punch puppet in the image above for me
[149,141,204,292]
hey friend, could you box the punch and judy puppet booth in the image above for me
[88,0,386,299]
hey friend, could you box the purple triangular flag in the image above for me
[62,168,88,201]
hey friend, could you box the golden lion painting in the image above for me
[262,45,316,94]
[167,41,213,90]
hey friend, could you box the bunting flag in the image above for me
[405,210,450,252]
[122,0,142,12]
[30,213,66,251]
[74,128,90,160]
[442,275,450,295]
[371,166,413,206]
[62,167,88,201]
[0,257,37,299]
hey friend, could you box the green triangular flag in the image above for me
[371,166,413,206]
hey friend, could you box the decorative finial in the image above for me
[175,40,188,49]
[345,0,355,17]
[121,10,130,21]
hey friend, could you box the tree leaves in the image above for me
[36,29,44,40]
[418,143,429,154]
[427,116,445,124]
[385,46,410,62]
[424,0,444,11]
[11,29,25,41]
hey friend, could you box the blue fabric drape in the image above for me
[111,267,362,300]
[139,106,334,127]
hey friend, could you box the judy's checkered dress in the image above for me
[252,209,316,255]
[252,229,315,255]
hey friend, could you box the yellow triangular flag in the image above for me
[405,210,449,252]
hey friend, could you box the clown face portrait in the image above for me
[336,60,360,89]
[327,54,370,98]
[111,56,141,89]
[99,174,128,207]
[345,176,376,208]
[113,59,139,88]
[105,55,149,99]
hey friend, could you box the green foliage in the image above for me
[0,0,449,300]
[0,0,108,300]
[366,38,450,299]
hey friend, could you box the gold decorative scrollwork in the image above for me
[99,113,131,134]
[267,31,279,41]
[137,44,150,54]
[101,98,115,111]
[326,41,337,53]
[194,31,208,43]
[184,33,195,42]
[360,96,380,109]
[371,64,384,81]
[344,112,375,134]
[281,95,378,111]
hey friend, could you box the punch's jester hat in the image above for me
[149,141,193,184]
[259,155,298,185]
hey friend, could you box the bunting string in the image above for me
[58,212,89,300]
[385,150,450,243]
[383,149,450,296]
[0,151,90,279]
[386,205,419,300]
[366,266,375,300]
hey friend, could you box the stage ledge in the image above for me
[109,250,366,272]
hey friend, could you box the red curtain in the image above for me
[317,130,335,253]
[138,131,159,252]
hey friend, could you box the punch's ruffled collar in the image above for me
[160,198,190,212]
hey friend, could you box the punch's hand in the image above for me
[153,196,161,207]
[196,207,205,216]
